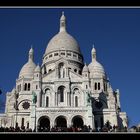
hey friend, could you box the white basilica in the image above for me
[0,12,127,131]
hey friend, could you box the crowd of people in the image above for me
[0,125,128,132]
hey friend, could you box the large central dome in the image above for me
[45,31,81,55]
[44,12,82,56]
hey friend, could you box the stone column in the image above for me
[22,79,24,91]
[66,67,68,77]
[56,67,58,78]
[67,117,71,128]
[55,92,57,106]
[69,92,71,106]
[50,118,55,129]
[71,93,74,107]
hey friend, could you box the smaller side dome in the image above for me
[88,61,105,78]
[19,61,36,78]
[19,47,36,78]
[88,61,105,74]
[88,46,105,78]
[82,63,89,72]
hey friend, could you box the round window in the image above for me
[22,102,30,110]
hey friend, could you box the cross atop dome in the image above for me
[60,11,66,32]
[62,11,64,16]
[29,46,34,62]
[91,44,96,61]
[29,45,33,53]
[92,44,96,52]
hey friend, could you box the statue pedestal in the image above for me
[87,105,95,130]
[30,104,36,131]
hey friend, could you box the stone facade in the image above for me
[0,12,127,131]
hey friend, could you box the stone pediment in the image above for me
[42,69,56,82]
[69,70,82,82]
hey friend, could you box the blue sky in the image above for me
[0,8,140,127]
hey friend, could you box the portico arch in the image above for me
[55,116,67,127]
[72,115,84,128]
[38,116,50,131]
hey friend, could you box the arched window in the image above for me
[19,84,21,91]
[95,83,97,90]
[45,89,50,94]
[60,91,64,102]
[75,96,78,107]
[98,83,100,90]
[73,88,79,94]
[74,69,77,73]
[24,83,27,91]
[17,85,19,92]
[28,83,30,91]
[54,53,58,56]
[46,96,49,107]
[58,86,65,102]
[36,85,38,89]
[27,122,29,129]
[86,85,88,89]
[44,66,46,74]
[49,54,52,58]
[21,118,24,128]
[79,70,82,75]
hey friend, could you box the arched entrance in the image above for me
[55,116,67,127]
[72,116,84,128]
[38,116,50,132]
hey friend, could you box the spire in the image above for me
[60,11,66,32]
[83,63,89,72]
[91,44,96,61]
[28,46,34,62]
